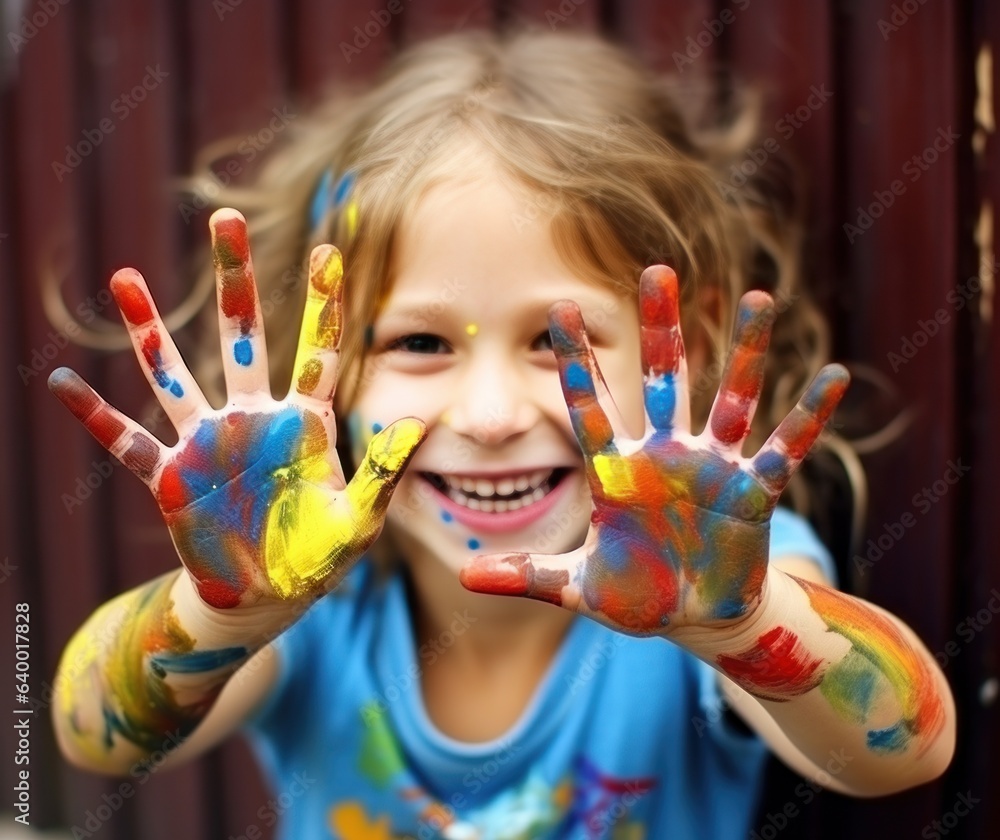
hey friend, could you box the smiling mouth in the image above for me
[420,468,571,513]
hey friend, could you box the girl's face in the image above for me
[350,169,645,576]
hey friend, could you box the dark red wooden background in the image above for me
[1,1,996,838]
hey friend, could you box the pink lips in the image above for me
[423,472,573,534]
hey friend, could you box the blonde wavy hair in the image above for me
[56,28,865,537]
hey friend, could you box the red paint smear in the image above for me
[196,578,243,609]
[717,625,824,701]
[215,218,256,334]
[585,542,678,631]
[112,279,154,326]
[213,217,250,265]
[459,554,555,600]
[49,369,126,449]
[710,398,751,444]
[141,330,163,374]
[221,274,256,334]
[157,463,189,513]
[120,433,159,482]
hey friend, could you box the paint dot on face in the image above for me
[465,323,479,336]
[467,538,481,550]
[441,510,453,523]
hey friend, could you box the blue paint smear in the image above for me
[867,722,910,753]
[170,381,184,398]
[565,360,591,392]
[467,538,481,550]
[372,422,383,434]
[151,646,248,674]
[754,450,789,486]
[233,337,253,366]
[645,374,676,431]
[441,510,453,523]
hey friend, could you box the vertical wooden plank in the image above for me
[960,1,1000,836]
[290,0,403,100]
[506,0,601,33]
[726,1,838,335]
[837,0,960,835]
[614,0,720,73]
[7,0,129,832]
[401,0,495,44]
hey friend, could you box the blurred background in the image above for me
[0,0,997,837]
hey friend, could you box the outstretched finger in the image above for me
[289,244,344,405]
[48,367,167,486]
[210,209,269,401]
[751,364,850,493]
[110,268,211,433]
[549,301,620,462]
[338,417,427,540]
[639,265,689,435]
[459,549,581,610]
[706,291,775,449]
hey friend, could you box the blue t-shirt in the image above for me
[245,508,834,839]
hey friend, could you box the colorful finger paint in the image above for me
[213,217,258,367]
[48,368,163,482]
[709,293,773,446]
[292,245,344,399]
[462,274,848,639]
[716,626,825,701]
[793,577,946,755]
[112,275,184,398]
[157,408,424,607]
[57,576,247,762]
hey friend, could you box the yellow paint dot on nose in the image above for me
[465,323,479,336]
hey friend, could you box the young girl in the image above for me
[49,29,955,840]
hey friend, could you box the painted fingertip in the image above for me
[211,213,251,271]
[47,366,79,392]
[548,301,587,352]
[459,553,531,596]
[640,265,680,322]
[110,269,155,326]
[308,245,344,296]
[368,417,426,473]
[802,364,851,415]
[733,292,777,350]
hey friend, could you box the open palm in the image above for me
[50,210,424,610]
[461,266,847,635]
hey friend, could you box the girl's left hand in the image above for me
[460,266,849,636]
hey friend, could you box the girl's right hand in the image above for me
[49,209,425,612]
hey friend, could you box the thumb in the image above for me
[459,550,583,610]
[341,417,426,529]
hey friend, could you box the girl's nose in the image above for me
[444,359,541,446]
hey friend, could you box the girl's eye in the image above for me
[386,334,449,354]
[531,330,554,352]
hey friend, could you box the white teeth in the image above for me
[431,468,561,513]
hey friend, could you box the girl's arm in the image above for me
[49,210,424,774]
[53,570,286,774]
[460,264,956,795]
[685,559,955,795]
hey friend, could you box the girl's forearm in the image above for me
[52,571,290,774]
[668,566,956,794]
